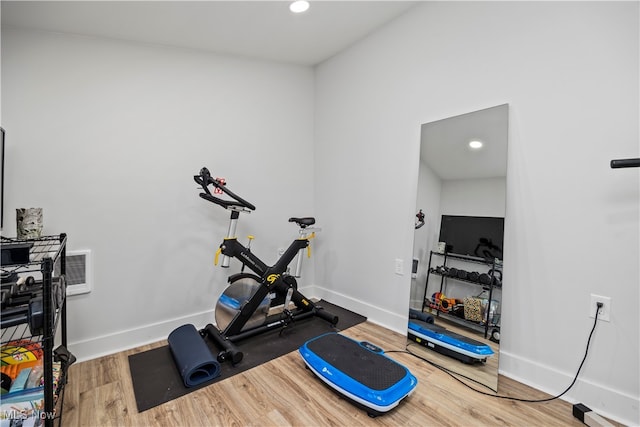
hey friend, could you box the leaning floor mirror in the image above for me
[409,104,508,392]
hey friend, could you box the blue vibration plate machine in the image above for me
[299,333,417,417]
[407,319,494,364]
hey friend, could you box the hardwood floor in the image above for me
[61,321,601,426]
[407,317,500,392]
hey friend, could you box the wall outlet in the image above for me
[589,294,611,322]
[395,258,404,276]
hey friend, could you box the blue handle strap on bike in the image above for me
[168,324,221,388]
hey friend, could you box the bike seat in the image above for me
[289,217,315,228]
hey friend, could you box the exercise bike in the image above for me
[194,167,338,365]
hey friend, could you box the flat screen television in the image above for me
[438,215,504,261]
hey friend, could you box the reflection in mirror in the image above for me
[410,104,508,392]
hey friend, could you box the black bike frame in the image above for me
[217,213,316,337]
[219,237,308,279]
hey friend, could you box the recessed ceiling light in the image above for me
[468,140,483,149]
[290,1,310,13]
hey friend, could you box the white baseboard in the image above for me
[304,285,408,334]
[69,309,215,363]
[68,284,410,363]
[499,350,639,427]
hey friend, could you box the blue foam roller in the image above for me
[409,308,434,324]
[168,324,221,388]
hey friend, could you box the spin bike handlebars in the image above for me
[610,158,640,169]
[194,167,256,211]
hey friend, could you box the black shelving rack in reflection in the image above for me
[421,250,501,339]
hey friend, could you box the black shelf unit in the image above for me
[1,234,70,427]
[421,250,501,339]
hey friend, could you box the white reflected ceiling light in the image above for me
[290,1,310,13]
[468,140,484,149]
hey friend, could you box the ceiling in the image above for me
[1,1,417,66]
[3,1,508,179]
[420,105,509,181]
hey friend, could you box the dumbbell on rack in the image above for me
[1,282,18,310]
[0,296,44,335]
[5,276,64,307]
[2,276,41,307]
[478,273,492,285]
[490,269,502,287]
[0,275,65,335]
[456,269,469,280]
[478,269,502,287]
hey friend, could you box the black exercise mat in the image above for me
[128,300,366,412]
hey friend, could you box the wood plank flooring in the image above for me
[61,321,608,426]
[407,317,500,392]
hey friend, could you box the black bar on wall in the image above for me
[610,158,640,168]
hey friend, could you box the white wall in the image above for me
[440,177,506,217]
[411,158,442,307]
[1,28,317,360]
[314,2,638,425]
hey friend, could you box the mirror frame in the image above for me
[409,104,509,392]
